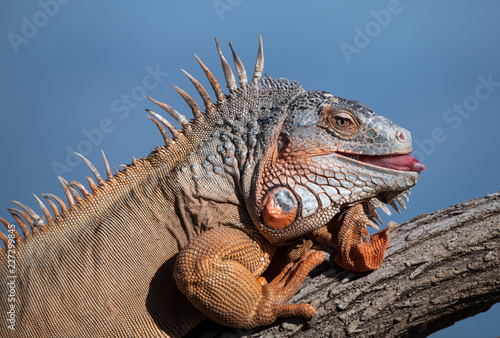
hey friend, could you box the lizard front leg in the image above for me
[174,227,326,329]
[310,203,390,272]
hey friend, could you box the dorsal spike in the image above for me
[32,194,54,226]
[171,84,202,119]
[41,193,61,218]
[45,193,68,213]
[145,95,189,127]
[252,34,264,84]
[146,109,181,139]
[58,176,76,207]
[101,150,113,181]
[69,181,91,198]
[1,216,23,243]
[215,38,237,91]
[4,211,30,238]
[0,227,9,251]
[67,184,83,203]
[228,41,248,86]
[86,177,98,193]
[74,152,106,187]
[147,116,171,146]
[194,54,225,102]
[181,69,214,110]
[8,208,34,235]
[11,200,46,229]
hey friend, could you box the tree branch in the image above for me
[188,192,500,337]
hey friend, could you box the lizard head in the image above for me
[252,90,425,244]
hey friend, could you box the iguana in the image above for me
[0,35,425,337]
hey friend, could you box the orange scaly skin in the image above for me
[333,204,390,271]
[0,36,424,337]
[310,203,390,272]
[174,227,326,328]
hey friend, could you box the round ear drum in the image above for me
[261,186,298,230]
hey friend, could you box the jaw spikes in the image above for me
[396,191,410,210]
[366,199,383,230]
[395,195,407,211]
[366,190,412,229]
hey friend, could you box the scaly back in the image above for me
[0,36,303,337]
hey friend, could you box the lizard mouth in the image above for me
[338,152,426,172]
[336,152,424,228]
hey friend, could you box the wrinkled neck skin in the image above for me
[166,79,305,235]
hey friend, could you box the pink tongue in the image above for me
[359,154,426,172]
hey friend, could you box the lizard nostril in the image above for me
[396,131,406,142]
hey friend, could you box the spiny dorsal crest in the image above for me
[144,34,265,145]
[0,35,271,251]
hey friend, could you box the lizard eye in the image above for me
[333,116,351,128]
[325,110,358,136]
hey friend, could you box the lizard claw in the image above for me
[322,251,331,263]
[307,312,319,327]
[257,276,268,287]
[256,250,325,325]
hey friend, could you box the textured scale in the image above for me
[0,36,424,337]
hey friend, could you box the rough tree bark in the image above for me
[187,192,500,337]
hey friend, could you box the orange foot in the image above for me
[333,203,390,272]
[254,250,327,325]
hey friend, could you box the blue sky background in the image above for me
[0,1,499,336]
